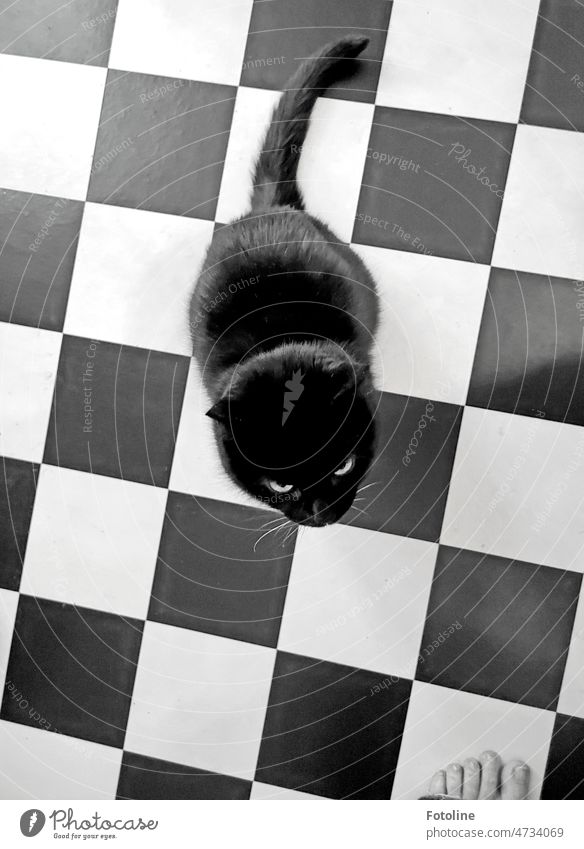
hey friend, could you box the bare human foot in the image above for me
[424,751,531,800]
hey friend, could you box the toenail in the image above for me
[451,763,461,771]
[482,750,497,760]
[468,759,479,769]
[514,764,529,773]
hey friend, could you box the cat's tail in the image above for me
[250,35,369,210]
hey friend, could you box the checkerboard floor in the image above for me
[1,0,584,800]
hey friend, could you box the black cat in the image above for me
[190,35,380,527]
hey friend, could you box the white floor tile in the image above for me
[110,0,253,86]
[558,588,584,720]
[391,681,555,799]
[299,98,374,243]
[250,781,324,800]
[20,465,167,619]
[169,362,260,508]
[125,622,275,780]
[353,245,489,404]
[278,523,437,679]
[215,86,281,224]
[376,0,539,123]
[64,204,214,356]
[0,720,122,799]
[0,323,61,463]
[441,407,584,572]
[493,125,584,280]
[0,55,105,200]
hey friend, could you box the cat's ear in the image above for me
[206,398,230,424]
[206,397,241,426]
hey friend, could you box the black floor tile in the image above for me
[255,651,411,799]
[0,595,143,748]
[416,546,582,710]
[43,335,189,487]
[0,457,38,592]
[0,0,118,66]
[148,493,296,648]
[541,713,584,799]
[117,751,251,800]
[87,70,236,219]
[353,107,515,264]
[241,0,393,104]
[342,392,462,542]
[467,268,584,426]
[0,189,84,331]
[521,0,584,132]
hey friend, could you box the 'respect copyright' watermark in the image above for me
[81,8,116,30]
[242,55,286,71]
[402,401,436,467]
[257,491,297,505]
[190,274,259,331]
[139,79,187,103]
[82,340,100,433]
[317,567,412,637]
[417,621,463,666]
[570,73,584,94]
[91,137,134,175]
[367,148,421,173]
[354,212,434,255]
[447,142,504,198]
[28,198,69,253]
[6,681,92,760]
[369,622,462,694]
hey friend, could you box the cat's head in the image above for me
[206,343,377,526]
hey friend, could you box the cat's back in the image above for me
[190,207,378,369]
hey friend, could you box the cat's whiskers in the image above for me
[275,519,293,538]
[253,520,289,551]
[282,524,298,546]
[357,481,380,494]
[257,514,287,531]
[349,504,370,519]
[276,519,298,545]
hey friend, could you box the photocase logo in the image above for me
[282,370,304,425]
[20,809,46,837]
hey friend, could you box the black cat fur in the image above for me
[190,35,380,527]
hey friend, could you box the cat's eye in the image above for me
[267,481,294,493]
[334,456,355,476]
